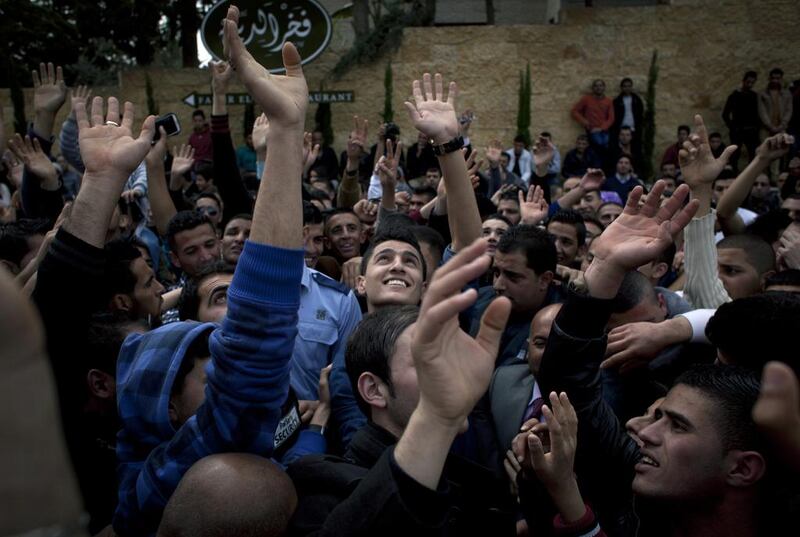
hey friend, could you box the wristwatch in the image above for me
[308,424,326,436]
[430,136,464,156]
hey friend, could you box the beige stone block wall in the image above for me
[2,0,798,178]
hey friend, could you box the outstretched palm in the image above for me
[592,181,698,271]
[76,97,154,180]
[223,6,307,128]
[412,239,511,424]
[404,73,459,145]
[33,62,67,114]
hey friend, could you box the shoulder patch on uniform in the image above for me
[312,272,351,294]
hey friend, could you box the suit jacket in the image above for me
[489,363,535,455]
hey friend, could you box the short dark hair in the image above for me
[576,134,588,143]
[412,186,437,201]
[323,208,360,235]
[620,77,633,86]
[360,226,427,279]
[706,293,800,377]
[513,134,526,145]
[499,188,523,202]
[656,241,676,268]
[548,209,587,247]
[178,261,236,321]
[765,269,800,291]
[540,131,552,139]
[194,160,214,180]
[85,312,149,375]
[496,224,557,275]
[303,200,323,226]
[483,213,513,227]
[0,223,31,268]
[677,125,691,135]
[167,210,215,249]
[743,71,757,81]
[675,364,761,452]
[411,226,445,279]
[746,210,792,245]
[345,305,419,417]
[709,132,722,140]
[612,270,658,313]
[619,126,633,133]
[308,189,331,203]
[717,233,776,276]
[104,238,143,299]
[769,68,784,77]
[192,109,206,119]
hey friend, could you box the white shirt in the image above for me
[622,95,635,131]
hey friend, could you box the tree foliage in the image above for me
[642,50,659,181]
[516,63,532,147]
[382,62,394,123]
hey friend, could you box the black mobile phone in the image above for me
[153,113,181,141]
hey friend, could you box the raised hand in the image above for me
[525,392,578,489]
[404,73,459,145]
[519,184,549,225]
[33,62,67,115]
[485,139,504,167]
[412,238,511,427]
[145,127,168,168]
[756,133,795,162]
[222,5,307,129]
[303,131,321,170]
[211,60,235,94]
[353,199,377,222]
[347,116,369,160]
[590,181,698,275]
[532,136,555,169]
[70,85,92,116]
[7,134,58,186]
[579,168,605,191]
[170,143,195,179]
[252,113,269,156]
[678,114,737,189]
[376,139,403,189]
[76,96,155,182]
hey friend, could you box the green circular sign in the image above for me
[201,0,332,73]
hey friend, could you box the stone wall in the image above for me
[2,0,798,178]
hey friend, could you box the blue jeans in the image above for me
[588,130,610,149]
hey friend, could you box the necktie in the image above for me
[522,396,544,424]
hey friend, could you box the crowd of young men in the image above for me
[3,4,800,537]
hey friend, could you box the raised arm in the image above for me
[31,62,67,140]
[210,60,254,220]
[679,114,736,308]
[337,116,367,208]
[405,73,481,252]
[395,238,511,488]
[716,133,794,220]
[145,128,178,237]
[556,168,605,211]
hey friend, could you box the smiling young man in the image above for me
[324,208,365,263]
[546,209,587,268]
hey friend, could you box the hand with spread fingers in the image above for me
[579,168,605,191]
[75,96,155,182]
[222,5,307,129]
[513,392,587,523]
[532,136,555,169]
[411,238,512,428]
[519,184,549,225]
[33,62,67,115]
[586,181,698,297]
[404,73,459,145]
[70,85,92,117]
[170,143,196,180]
[7,134,58,187]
